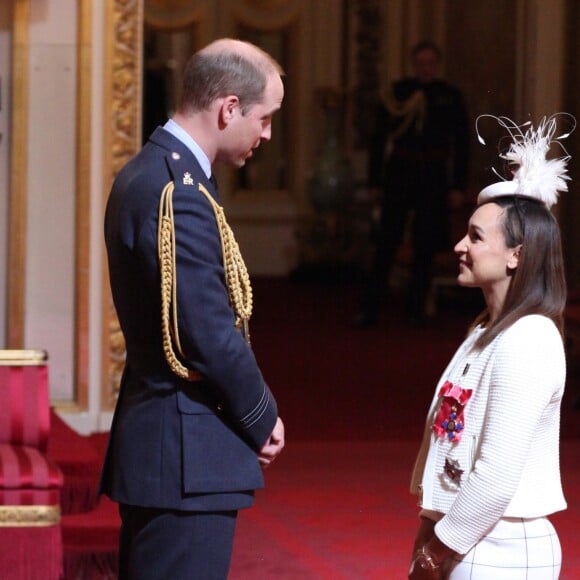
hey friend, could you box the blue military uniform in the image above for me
[100,127,278,577]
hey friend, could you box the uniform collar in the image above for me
[163,119,212,179]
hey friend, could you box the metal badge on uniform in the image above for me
[183,172,194,186]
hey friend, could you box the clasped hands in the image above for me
[408,517,455,579]
[408,545,442,580]
[258,417,285,469]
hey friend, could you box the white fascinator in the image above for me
[476,113,576,208]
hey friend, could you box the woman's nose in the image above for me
[454,235,468,254]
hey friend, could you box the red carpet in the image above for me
[47,278,580,578]
[231,440,580,579]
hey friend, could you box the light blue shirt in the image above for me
[163,119,212,179]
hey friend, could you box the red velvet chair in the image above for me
[0,350,64,580]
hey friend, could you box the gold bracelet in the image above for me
[414,546,440,571]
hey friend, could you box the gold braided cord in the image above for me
[380,86,426,138]
[158,181,202,381]
[157,180,253,382]
[197,183,253,328]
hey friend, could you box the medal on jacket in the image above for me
[443,458,464,485]
[432,366,473,443]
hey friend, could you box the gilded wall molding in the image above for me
[71,0,92,411]
[107,0,143,175]
[102,0,143,408]
[7,0,30,348]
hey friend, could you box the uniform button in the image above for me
[172,152,180,160]
[216,403,224,412]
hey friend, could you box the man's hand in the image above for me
[258,417,285,469]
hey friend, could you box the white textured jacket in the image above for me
[410,315,566,554]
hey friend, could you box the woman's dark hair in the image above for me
[473,195,567,349]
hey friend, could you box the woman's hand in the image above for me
[408,546,443,579]
[408,518,455,579]
[411,517,435,554]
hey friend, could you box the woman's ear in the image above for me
[507,244,522,270]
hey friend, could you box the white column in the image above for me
[515,0,566,120]
[25,0,77,399]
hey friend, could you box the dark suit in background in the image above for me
[357,42,469,327]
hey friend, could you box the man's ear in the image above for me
[219,95,240,125]
[507,244,522,270]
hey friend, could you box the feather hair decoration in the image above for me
[476,113,576,208]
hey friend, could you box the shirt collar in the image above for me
[163,119,212,179]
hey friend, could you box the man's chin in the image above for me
[222,158,246,169]
[238,152,255,167]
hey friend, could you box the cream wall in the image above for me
[516,0,566,119]
[25,0,77,400]
[65,0,106,433]
[85,0,106,432]
[0,0,103,432]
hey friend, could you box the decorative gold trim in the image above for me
[70,0,93,411]
[105,0,143,176]
[0,505,60,527]
[102,0,143,409]
[7,0,30,349]
[0,349,48,365]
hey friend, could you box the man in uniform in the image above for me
[100,38,285,579]
[356,41,469,327]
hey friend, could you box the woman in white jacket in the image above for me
[408,115,574,580]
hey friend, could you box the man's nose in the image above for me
[261,124,272,142]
